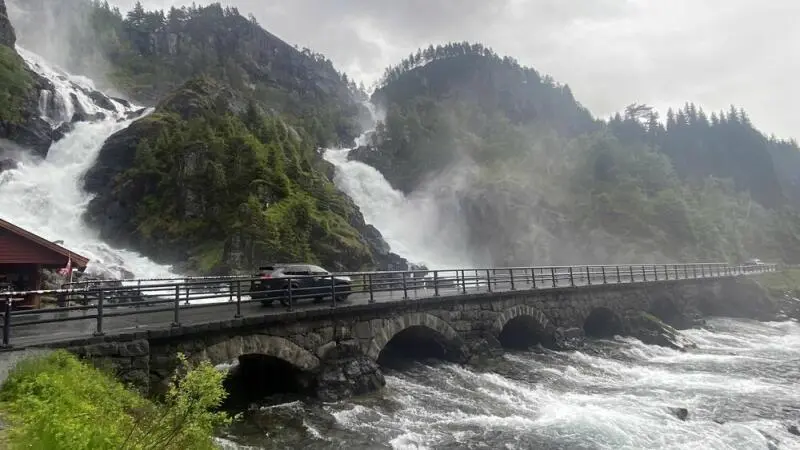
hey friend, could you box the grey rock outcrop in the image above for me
[0,0,16,48]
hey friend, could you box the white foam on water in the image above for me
[1,47,177,280]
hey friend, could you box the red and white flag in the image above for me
[58,258,72,276]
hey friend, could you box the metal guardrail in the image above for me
[0,263,776,348]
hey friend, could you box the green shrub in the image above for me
[0,351,231,450]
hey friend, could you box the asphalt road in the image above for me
[3,269,734,348]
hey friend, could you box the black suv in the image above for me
[249,263,352,306]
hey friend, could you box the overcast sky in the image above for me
[108,0,799,139]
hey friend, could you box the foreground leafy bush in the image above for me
[0,351,230,449]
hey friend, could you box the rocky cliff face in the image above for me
[0,0,52,158]
[0,0,16,47]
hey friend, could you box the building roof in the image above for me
[0,218,90,268]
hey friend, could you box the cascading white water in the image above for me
[0,47,177,280]
[222,318,800,449]
[323,106,475,270]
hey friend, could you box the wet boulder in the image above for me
[51,122,74,143]
[88,90,116,111]
[110,96,132,108]
[0,157,18,174]
[552,327,585,351]
[667,407,689,421]
[626,313,697,351]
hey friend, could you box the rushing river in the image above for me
[216,318,800,450]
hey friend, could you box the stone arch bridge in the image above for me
[49,274,766,401]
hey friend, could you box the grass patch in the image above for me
[0,44,32,124]
[752,268,800,297]
[0,350,231,449]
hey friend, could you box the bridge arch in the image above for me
[491,305,555,349]
[582,306,624,339]
[199,335,322,408]
[199,335,320,371]
[366,313,466,365]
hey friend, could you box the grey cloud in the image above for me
[106,0,798,138]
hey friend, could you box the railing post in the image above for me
[287,281,294,311]
[642,265,647,282]
[433,271,440,296]
[2,296,11,347]
[509,269,515,291]
[234,280,242,319]
[331,275,338,307]
[401,272,408,299]
[368,273,375,303]
[531,268,537,289]
[629,266,634,283]
[674,264,679,279]
[94,290,106,336]
[654,265,659,281]
[586,266,591,285]
[616,266,621,283]
[486,270,493,292]
[551,267,557,288]
[461,270,467,294]
[184,278,190,305]
[701,265,705,278]
[664,264,668,280]
[568,267,575,287]
[602,266,607,284]
[228,280,234,303]
[171,285,180,327]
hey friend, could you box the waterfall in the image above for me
[0,47,177,280]
[322,108,474,270]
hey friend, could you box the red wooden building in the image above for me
[0,218,89,308]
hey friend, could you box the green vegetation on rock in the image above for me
[753,268,800,298]
[0,351,230,450]
[0,44,32,124]
[85,77,375,274]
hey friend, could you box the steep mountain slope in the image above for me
[352,42,800,265]
[9,0,368,148]
[0,0,54,157]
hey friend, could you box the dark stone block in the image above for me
[119,340,149,357]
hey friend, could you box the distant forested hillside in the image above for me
[352,42,800,265]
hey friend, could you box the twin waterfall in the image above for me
[0,47,431,280]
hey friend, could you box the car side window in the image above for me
[286,266,311,275]
[308,265,329,275]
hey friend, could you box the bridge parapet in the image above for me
[0,263,775,350]
[0,262,781,400]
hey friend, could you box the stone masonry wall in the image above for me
[34,277,729,397]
